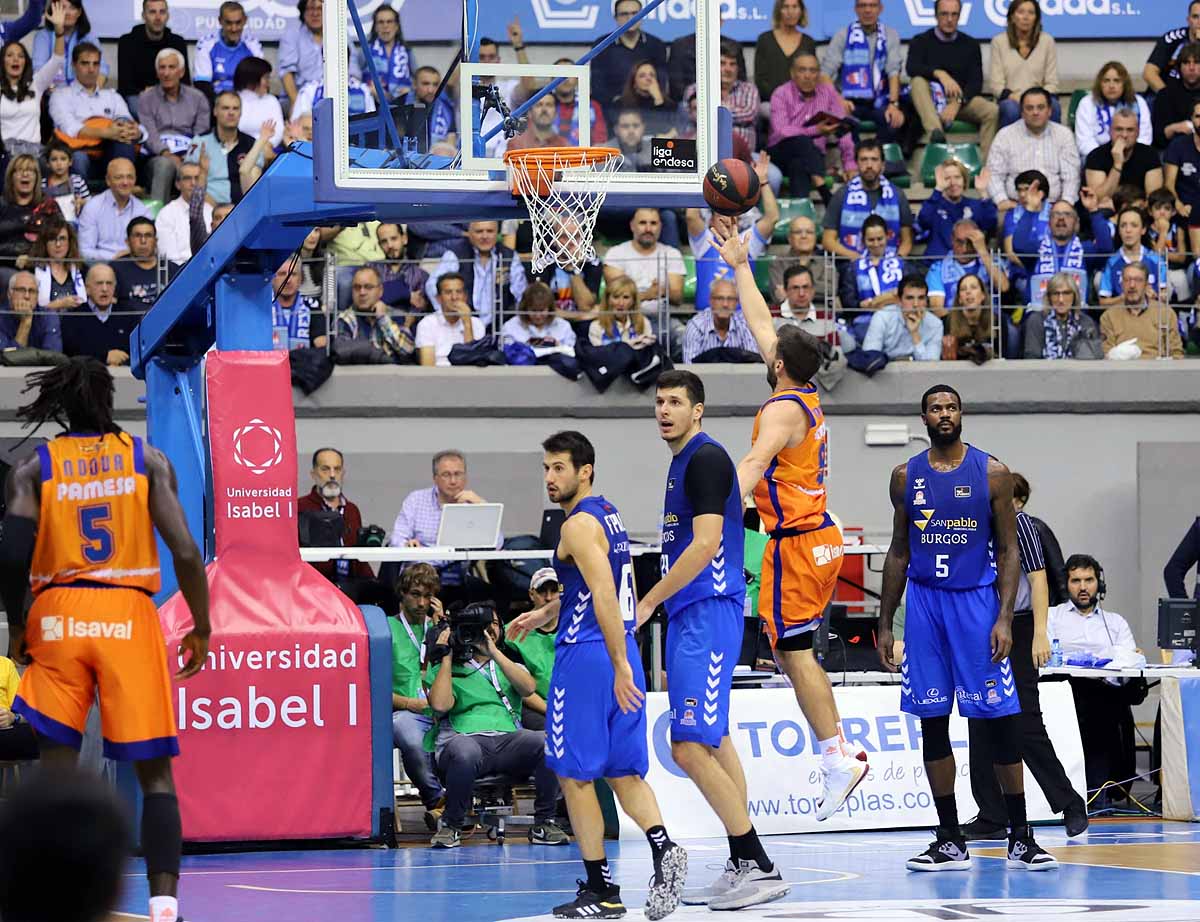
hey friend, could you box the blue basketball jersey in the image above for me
[660,433,746,617]
[556,495,636,647]
[906,445,996,589]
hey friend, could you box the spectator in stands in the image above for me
[1100,261,1184,358]
[49,43,143,182]
[714,38,760,151]
[427,221,525,329]
[918,161,997,259]
[613,60,677,137]
[139,48,209,205]
[352,3,411,104]
[528,219,601,326]
[1164,97,1200,256]
[1075,62,1153,159]
[0,650,39,761]
[528,58,606,146]
[0,0,44,50]
[77,158,148,261]
[194,1,261,101]
[767,53,855,201]
[155,161,207,263]
[186,91,262,206]
[280,0,324,110]
[768,215,830,306]
[336,264,414,363]
[1013,189,1109,303]
[322,221,386,310]
[987,88,1080,208]
[754,0,817,107]
[1023,272,1101,359]
[0,154,51,264]
[681,278,758,362]
[504,95,570,152]
[186,149,233,257]
[905,0,999,152]
[413,66,456,149]
[820,0,905,148]
[602,108,653,172]
[926,219,1010,314]
[989,0,1059,128]
[33,0,100,89]
[862,274,943,361]
[118,0,189,114]
[602,208,685,320]
[590,0,668,122]
[587,274,656,348]
[0,2,64,159]
[1147,188,1191,301]
[776,264,831,322]
[61,263,134,365]
[1153,42,1200,149]
[1144,1,1200,94]
[839,214,906,314]
[944,272,993,362]
[416,273,485,367]
[822,139,914,261]
[374,222,430,326]
[270,257,315,350]
[113,217,170,317]
[501,281,576,354]
[1084,108,1163,213]
[426,605,566,849]
[42,139,87,223]
[387,562,445,818]
[234,57,284,150]
[30,218,84,312]
[1098,207,1169,305]
[0,270,60,352]
[297,446,379,588]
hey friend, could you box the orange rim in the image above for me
[503,146,621,195]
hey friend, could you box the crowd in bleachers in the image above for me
[1,0,1199,375]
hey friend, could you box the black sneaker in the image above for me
[930,128,947,144]
[961,816,1008,840]
[1007,827,1058,871]
[553,881,626,919]
[906,832,971,872]
[645,843,687,921]
[1063,799,1089,839]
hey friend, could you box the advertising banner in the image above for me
[158,351,375,842]
[1161,675,1200,821]
[621,682,1085,839]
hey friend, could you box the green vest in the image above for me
[744,528,770,617]
[426,658,521,749]
[512,627,556,699]
[389,615,429,699]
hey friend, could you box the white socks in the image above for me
[149,896,179,922]
[818,735,845,770]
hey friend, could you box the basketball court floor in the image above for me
[111,820,1200,921]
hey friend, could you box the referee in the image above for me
[963,507,1089,839]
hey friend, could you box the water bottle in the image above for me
[1049,639,1063,668]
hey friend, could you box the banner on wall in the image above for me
[91,0,1173,43]
[620,682,1085,839]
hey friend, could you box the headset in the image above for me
[1064,553,1113,644]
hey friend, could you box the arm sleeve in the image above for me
[1015,512,1045,574]
[963,40,984,100]
[683,443,735,517]
[988,36,1006,98]
[4,0,43,44]
[915,318,944,361]
[820,29,846,80]
[1138,96,1153,146]
[1148,35,1172,70]
[33,53,62,95]
[277,26,300,76]
[862,311,886,352]
[1163,518,1200,597]
[904,34,934,80]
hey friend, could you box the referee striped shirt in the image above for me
[1013,510,1045,614]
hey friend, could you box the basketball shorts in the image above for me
[13,585,180,761]
[900,581,1020,720]
[666,596,742,746]
[545,633,648,781]
[759,519,844,648]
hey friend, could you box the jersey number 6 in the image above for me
[618,562,635,626]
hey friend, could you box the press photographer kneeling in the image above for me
[425,603,568,848]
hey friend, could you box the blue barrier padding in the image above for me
[361,604,395,837]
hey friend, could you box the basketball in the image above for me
[702,158,761,216]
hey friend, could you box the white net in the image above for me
[505,148,624,274]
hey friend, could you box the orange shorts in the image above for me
[758,520,844,648]
[13,585,179,761]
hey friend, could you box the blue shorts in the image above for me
[545,633,649,781]
[900,582,1020,720]
[666,596,742,746]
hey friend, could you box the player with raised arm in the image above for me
[0,357,212,922]
[635,369,789,910]
[508,431,686,921]
[711,219,869,822]
[876,385,1057,872]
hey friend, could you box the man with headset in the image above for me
[1049,554,1143,804]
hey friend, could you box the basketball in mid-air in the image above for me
[702,158,761,216]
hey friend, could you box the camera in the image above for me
[357,524,387,547]
[426,602,497,663]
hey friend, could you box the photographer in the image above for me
[425,603,567,849]
[509,568,561,731]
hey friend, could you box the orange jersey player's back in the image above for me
[30,433,160,595]
[750,384,829,533]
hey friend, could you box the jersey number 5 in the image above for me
[78,503,115,564]
[618,562,635,626]
[935,554,950,579]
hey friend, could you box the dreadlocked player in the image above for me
[0,357,211,922]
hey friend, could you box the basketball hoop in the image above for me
[503,147,623,274]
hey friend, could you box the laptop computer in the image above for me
[436,503,504,549]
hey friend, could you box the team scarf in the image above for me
[840,175,901,251]
[936,254,987,304]
[1042,310,1082,359]
[1035,234,1085,276]
[1018,202,1052,248]
[309,79,373,116]
[841,21,888,107]
[854,248,905,300]
[367,38,411,99]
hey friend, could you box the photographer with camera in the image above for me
[510,567,561,731]
[425,602,567,848]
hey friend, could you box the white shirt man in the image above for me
[602,208,685,314]
[156,162,211,262]
[1048,558,1137,660]
[415,274,485,367]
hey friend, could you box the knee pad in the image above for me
[921,715,953,762]
[141,793,182,878]
[986,714,1024,766]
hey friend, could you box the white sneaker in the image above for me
[815,753,869,821]
[680,859,739,906]
[707,860,790,911]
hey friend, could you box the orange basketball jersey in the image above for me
[751,385,829,533]
[30,433,160,595]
